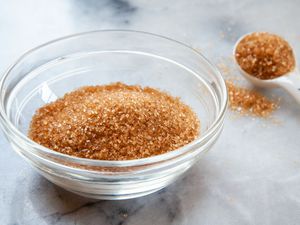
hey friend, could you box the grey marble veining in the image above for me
[1,0,300,224]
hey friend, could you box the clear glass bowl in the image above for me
[0,30,227,200]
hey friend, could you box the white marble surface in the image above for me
[1,0,300,224]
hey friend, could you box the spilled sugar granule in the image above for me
[226,81,278,117]
[29,82,200,160]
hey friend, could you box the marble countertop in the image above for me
[1,0,300,224]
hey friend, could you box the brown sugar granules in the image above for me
[226,81,278,117]
[29,82,200,160]
[235,32,295,80]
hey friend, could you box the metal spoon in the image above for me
[233,34,300,104]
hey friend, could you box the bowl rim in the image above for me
[0,29,228,167]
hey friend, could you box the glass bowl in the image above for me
[0,30,227,200]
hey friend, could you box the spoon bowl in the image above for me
[233,33,300,103]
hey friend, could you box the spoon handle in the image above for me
[278,70,300,104]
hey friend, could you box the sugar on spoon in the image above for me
[233,32,300,104]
